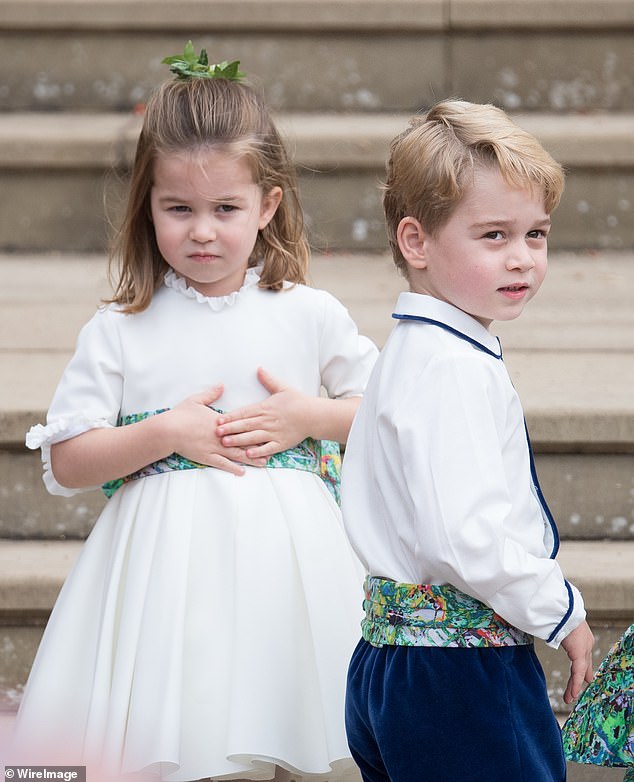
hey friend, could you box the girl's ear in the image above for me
[259,186,283,229]
[397,217,427,269]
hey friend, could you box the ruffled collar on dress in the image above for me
[163,265,261,311]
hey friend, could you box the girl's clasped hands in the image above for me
[171,366,355,475]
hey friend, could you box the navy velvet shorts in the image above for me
[345,640,566,782]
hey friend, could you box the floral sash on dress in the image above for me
[101,408,341,504]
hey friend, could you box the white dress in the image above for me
[15,268,378,782]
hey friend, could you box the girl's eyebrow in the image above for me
[154,192,243,204]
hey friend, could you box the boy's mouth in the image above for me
[498,283,529,299]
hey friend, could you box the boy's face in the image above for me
[400,166,551,330]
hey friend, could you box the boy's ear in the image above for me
[397,217,427,269]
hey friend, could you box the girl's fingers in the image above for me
[205,453,267,473]
[245,443,279,459]
[256,366,286,395]
[198,385,224,406]
[206,455,246,476]
[216,415,261,434]
[221,430,269,448]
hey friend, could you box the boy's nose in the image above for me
[507,243,536,271]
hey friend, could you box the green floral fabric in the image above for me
[102,408,341,503]
[562,623,633,771]
[362,576,532,648]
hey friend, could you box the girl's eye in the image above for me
[169,205,191,213]
[217,204,237,214]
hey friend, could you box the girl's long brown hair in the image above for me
[107,77,310,313]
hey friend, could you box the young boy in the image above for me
[341,100,595,782]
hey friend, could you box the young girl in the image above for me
[14,46,377,782]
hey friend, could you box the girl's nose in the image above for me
[189,217,217,243]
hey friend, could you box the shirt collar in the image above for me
[392,292,503,359]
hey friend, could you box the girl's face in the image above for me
[150,150,282,297]
[399,166,550,330]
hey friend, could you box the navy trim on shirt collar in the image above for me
[392,313,503,360]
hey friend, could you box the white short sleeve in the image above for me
[25,307,124,496]
[317,292,378,399]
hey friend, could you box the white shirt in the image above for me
[341,293,585,648]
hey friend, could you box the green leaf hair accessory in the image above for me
[162,41,246,82]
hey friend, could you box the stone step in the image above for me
[0,251,633,540]
[1,0,633,114]
[2,252,633,423]
[5,446,632,541]
[0,112,633,252]
[0,538,631,718]
[4,447,633,541]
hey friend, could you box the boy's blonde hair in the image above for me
[383,100,565,276]
[108,77,310,313]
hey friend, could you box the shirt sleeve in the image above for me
[25,307,124,496]
[317,292,378,399]
[394,351,585,647]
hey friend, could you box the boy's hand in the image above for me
[560,620,595,704]
[215,367,311,459]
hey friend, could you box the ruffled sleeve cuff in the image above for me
[26,415,113,497]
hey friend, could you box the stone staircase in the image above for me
[0,2,633,779]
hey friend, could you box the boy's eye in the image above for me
[484,230,504,240]
[527,229,548,239]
